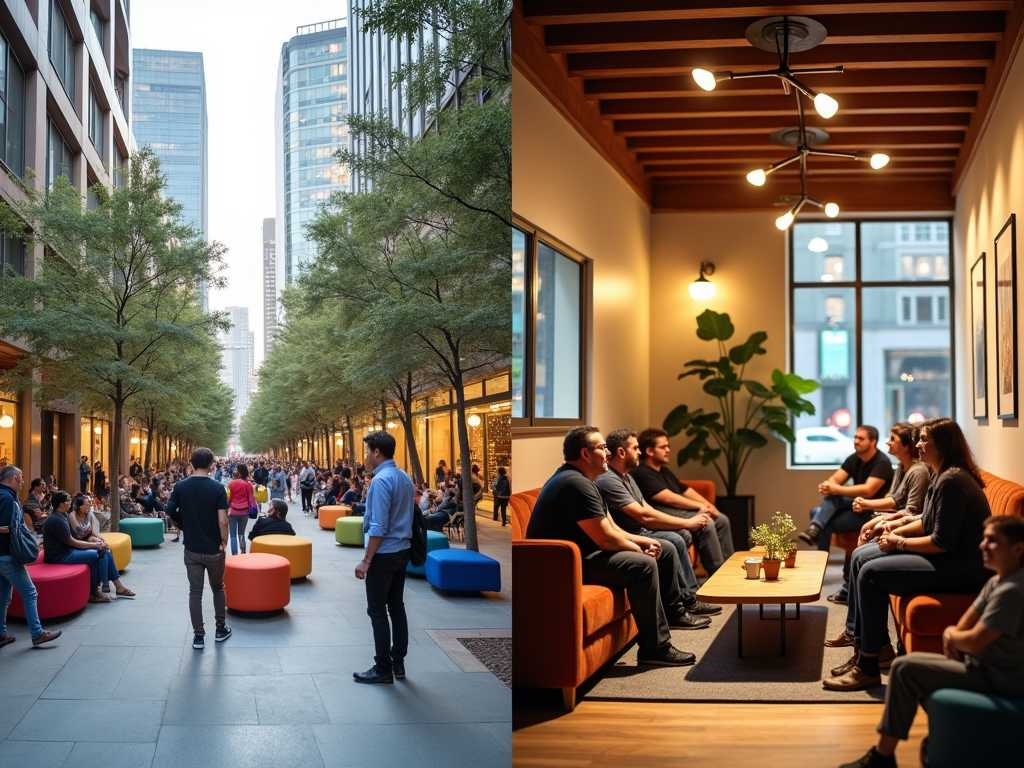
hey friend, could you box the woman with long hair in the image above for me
[824,418,992,692]
[227,464,256,555]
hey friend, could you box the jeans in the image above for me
[493,499,508,525]
[228,516,248,554]
[844,542,889,635]
[810,495,864,550]
[648,529,699,600]
[0,554,44,638]
[666,510,734,575]
[365,549,410,671]
[424,511,448,532]
[58,548,118,592]
[300,487,314,512]
[184,548,226,636]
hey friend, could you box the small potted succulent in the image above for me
[750,512,798,579]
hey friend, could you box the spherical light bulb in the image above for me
[813,92,839,119]
[691,68,717,92]
[869,153,890,170]
[808,237,829,253]
[0,414,12,429]
[467,414,482,428]
[688,278,715,301]
[824,202,840,218]
[775,211,795,231]
[94,425,102,434]
[746,168,767,187]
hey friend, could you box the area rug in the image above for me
[459,637,512,687]
[585,554,893,703]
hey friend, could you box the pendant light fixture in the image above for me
[692,16,891,229]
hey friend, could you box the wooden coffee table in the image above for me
[696,550,829,657]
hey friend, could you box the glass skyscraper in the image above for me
[132,48,209,309]
[275,19,349,292]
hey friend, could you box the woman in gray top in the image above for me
[838,514,1024,768]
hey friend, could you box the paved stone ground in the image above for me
[0,499,511,767]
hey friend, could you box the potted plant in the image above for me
[768,511,799,567]
[749,523,786,580]
[664,310,819,549]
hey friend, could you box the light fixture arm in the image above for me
[807,148,861,161]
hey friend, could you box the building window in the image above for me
[88,84,104,160]
[513,218,587,428]
[0,33,26,177]
[46,119,74,188]
[1,232,26,277]
[789,220,953,465]
[90,8,105,54]
[0,393,18,466]
[49,0,77,102]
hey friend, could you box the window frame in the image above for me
[512,214,590,435]
[787,217,956,467]
[48,0,77,106]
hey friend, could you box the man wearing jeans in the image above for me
[354,431,413,684]
[166,448,231,650]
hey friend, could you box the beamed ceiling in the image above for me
[513,1,1024,211]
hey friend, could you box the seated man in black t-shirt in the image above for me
[248,499,296,540]
[526,426,698,668]
[631,428,735,575]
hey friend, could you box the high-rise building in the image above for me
[262,218,278,356]
[274,19,349,295]
[132,48,209,310]
[220,307,254,428]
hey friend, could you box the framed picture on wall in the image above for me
[971,253,987,420]
[994,214,1018,420]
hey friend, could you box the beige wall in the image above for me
[649,212,822,524]
[954,43,1024,483]
[512,67,652,490]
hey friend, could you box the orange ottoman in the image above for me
[318,504,351,530]
[224,553,291,613]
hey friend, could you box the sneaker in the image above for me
[827,590,849,605]
[192,633,205,650]
[822,665,882,691]
[668,612,712,630]
[837,747,897,768]
[101,583,111,593]
[32,630,62,647]
[824,630,856,648]
[687,600,723,616]
[353,664,394,684]
[797,523,822,546]
[636,645,697,667]
[392,658,406,680]
[1,634,16,648]
[215,626,232,643]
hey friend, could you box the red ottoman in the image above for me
[9,562,91,619]
[224,553,291,613]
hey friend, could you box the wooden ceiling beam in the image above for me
[567,42,996,77]
[524,1,1012,26]
[651,177,954,211]
[647,167,953,177]
[627,133,964,151]
[639,152,957,165]
[584,69,986,99]
[545,13,1004,53]
[615,113,971,136]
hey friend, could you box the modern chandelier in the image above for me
[690,16,891,230]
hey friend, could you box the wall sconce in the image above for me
[688,261,716,301]
[0,414,13,429]
[94,425,102,434]
[467,414,482,428]
[386,421,396,429]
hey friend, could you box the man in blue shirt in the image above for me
[354,431,413,684]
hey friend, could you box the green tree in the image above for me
[0,150,226,529]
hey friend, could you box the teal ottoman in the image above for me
[335,516,365,546]
[925,689,1024,767]
[425,549,501,593]
[407,530,450,577]
[119,517,164,547]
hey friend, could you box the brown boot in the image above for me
[32,630,62,647]
[830,652,858,677]
[824,630,856,648]
[822,665,882,691]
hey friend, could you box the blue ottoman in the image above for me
[407,531,450,577]
[425,549,500,593]
[924,688,1024,768]
[118,517,164,547]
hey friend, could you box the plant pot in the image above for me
[718,495,755,553]
[762,558,782,581]
[785,550,797,568]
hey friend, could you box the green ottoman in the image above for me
[924,688,1024,767]
[335,516,365,547]
[118,517,164,547]
[407,530,450,576]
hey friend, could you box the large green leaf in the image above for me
[736,428,767,448]
[703,378,732,397]
[728,331,768,365]
[684,359,720,369]
[743,380,773,399]
[663,404,691,436]
[777,370,820,395]
[701,448,722,465]
[696,309,734,341]
[766,421,796,443]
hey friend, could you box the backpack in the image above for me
[408,504,427,566]
[6,501,39,565]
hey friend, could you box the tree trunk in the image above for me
[451,367,478,552]
[346,415,355,463]
[109,398,124,532]
[143,408,155,469]
[397,373,424,486]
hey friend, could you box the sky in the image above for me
[132,0,346,365]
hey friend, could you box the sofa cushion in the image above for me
[893,593,976,636]
[980,470,1024,519]
[581,584,631,638]
[511,489,540,540]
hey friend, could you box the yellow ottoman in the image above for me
[99,532,132,572]
[250,535,312,580]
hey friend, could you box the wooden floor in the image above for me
[514,700,929,767]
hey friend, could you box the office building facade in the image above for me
[262,217,278,357]
[219,306,254,430]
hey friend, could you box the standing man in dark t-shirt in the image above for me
[631,428,735,575]
[526,426,698,668]
[166,447,231,650]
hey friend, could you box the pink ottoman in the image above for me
[9,562,91,619]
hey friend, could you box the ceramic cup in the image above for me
[743,557,762,579]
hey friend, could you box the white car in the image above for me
[793,426,855,465]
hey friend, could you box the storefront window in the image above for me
[427,412,452,481]
[0,394,18,467]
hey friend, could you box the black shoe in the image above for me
[192,633,204,650]
[797,523,822,546]
[636,645,697,667]
[827,590,849,605]
[392,659,406,680]
[353,664,394,684]
[687,600,723,616]
[668,612,712,630]
[837,746,897,768]
[215,626,232,643]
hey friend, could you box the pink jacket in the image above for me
[228,479,256,516]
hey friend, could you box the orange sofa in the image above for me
[888,470,1024,653]
[511,479,716,710]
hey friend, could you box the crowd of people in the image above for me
[525,420,1024,767]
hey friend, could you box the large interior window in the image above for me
[789,219,953,466]
[512,217,587,429]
